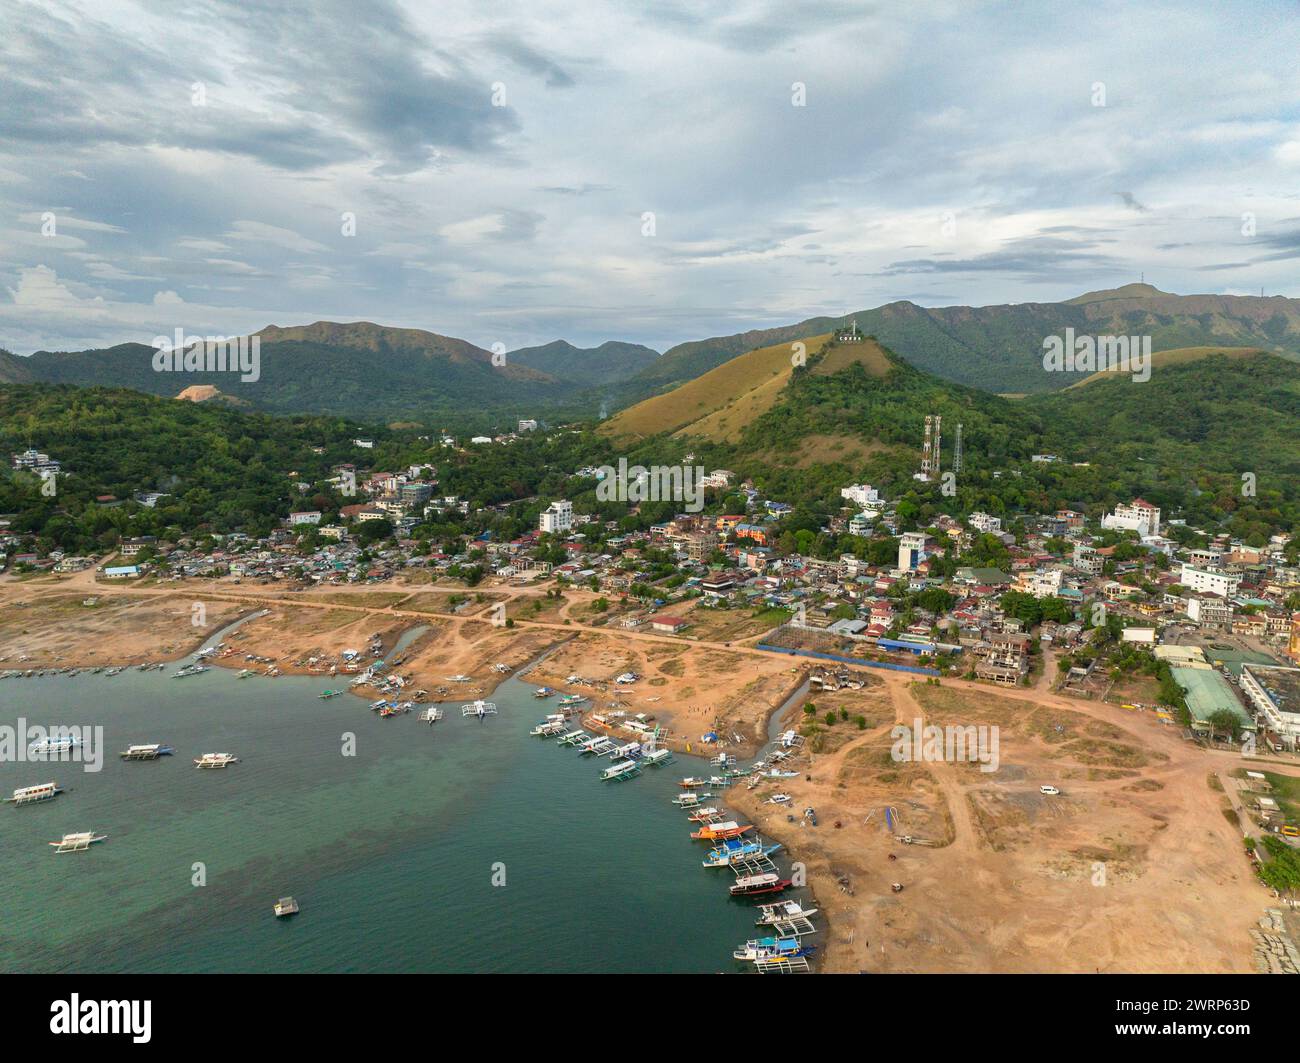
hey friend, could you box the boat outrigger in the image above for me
[49,832,107,853]
[600,759,641,781]
[120,743,175,760]
[533,687,556,699]
[462,700,497,719]
[193,752,239,768]
[5,781,64,805]
[732,936,815,962]
[702,839,781,868]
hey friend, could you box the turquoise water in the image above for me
[0,664,783,973]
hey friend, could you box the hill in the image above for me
[1064,345,1266,389]
[605,285,1300,405]
[508,339,659,388]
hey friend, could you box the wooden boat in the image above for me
[679,777,710,789]
[729,873,791,897]
[317,689,343,699]
[756,900,819,925]
[672,791,713,807]
[733,936,813,961]
[49,831,107,853]
[193,752,239,768]
[120,743,174,760]
[5,781,64,805]
[690,820,752,841]
[687,806,724,822]
[273,897,300,917]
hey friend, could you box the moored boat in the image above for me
[690,820,752,841]
[120,743,175,760]
[273,896,300,917]
[29,735,82,756]
[317,689,343,699]
[729,873,791,897]
[600,759,641,781]
[755,900,819,925]
[462,700,497,719]
[732,936,813,962]
[5,781,64,805]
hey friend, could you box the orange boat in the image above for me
[690,820,753,841]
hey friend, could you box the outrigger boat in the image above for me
[640,748,673,767]
[556,730,588,746]
[600,759,641,781]
[732,936,814,962]
[193,752,239,768]
[729,872,791,897]
[379,703,412,718]
[756,900,819,925]
[273,897,300,918]
[672,791,713,807]
[557,694,588,708]
[690,820,752,841]
[418,707,444,724]
[120,743,174,760]
[172,664,209,678]
[462,700,497,719]
[5,781,64,805]
[579,736,613,756]
[686,806,724,822]
[49,832,107,853]
[533,687,556,699]
[445,675,472,683]
[530,720,566,737]
[29,735,82,756]
[317,689,343,699]
[703,840,782,868]
[237,669,256,678]
[767,793,792,804]
[679,777,711,790]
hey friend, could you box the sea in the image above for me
[0,640,795,973]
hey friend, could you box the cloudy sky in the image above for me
[3,0,1300,354]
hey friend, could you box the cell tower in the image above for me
[952,422,963,475]
[920,414,942,480]
[933,415,942,476]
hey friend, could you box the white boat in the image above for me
[614,672,638,685]
[5,781,64,805]
[49,831,107,853]
[29,735,82,756]
[767,793,792,804]
[418,707,444,724]
[600,759,640,781]
[445,675,472,683]
[173,664,209,678]
[273,896,300,917]
[641,748,673,767]
[194,752,239,768]
[120,743,175,760]
[672,791,713,807]
[530,720,566,737]
[461,700,497,719]
[756,900,819,925]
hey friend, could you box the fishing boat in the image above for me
[686,806,724,822]
[29,735,82,756]
[530,720,566,737]
[49,831,107,853]
[679,777,711,789]
[317,689,343,699]
[237,668,256,678]
[690,820,752,841]
[462,700,497,719]
[273,897,300,918]
[729,873,791,897]
[672,791,713,807]
[120,743,174,760]
[703,840,781,868]
[641,748,673,767]
[557,694,588,708]
[172,664,209,678]
[756,900,819,925]
[767,793,792,804]
[418,707,444,724]
[193,752,239,768]
[577,735,611,755]
[379,703,411,718]
[764,769,799,779]
[533,687,556,699]
[732,936,813,962]
[600,759,641,781]
[556,730,588,746]
[370,698,389,711]
[5,781,64,805]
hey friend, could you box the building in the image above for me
[848,513,874,537]
[968,512,1002,534]
[841,483,880,508]
[1180,564,1241,598]
[400,481,433,507]
[651,616,689,634]
[1240,664,1300,750]
[1172,665,1254,737]
[898,532,928,573]
[517,419,539,432]
[289,511,322,525]
[1102,498,1161,538]
[539,500,573,535]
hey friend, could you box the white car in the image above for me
[1039,785,1060,796]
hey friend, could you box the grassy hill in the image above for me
[1064,344,1266,388]
[509,339,659,388]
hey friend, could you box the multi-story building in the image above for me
[1240,664,1300,750]
[1187,594,1234,625]
[1180,564,1241,598]
[898,532,928,573]
[841,483,880,508]
[1102,498,1161,538]
[968,511,1002,534]
[539,500,573,534]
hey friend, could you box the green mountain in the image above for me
[606,284,1300,404]
[508,339,659,387]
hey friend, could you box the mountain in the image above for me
[508,339,659,387]
[8,322,572,427]
[605,284,1300,404]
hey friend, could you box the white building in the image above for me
[539,500,573,535]
[1180,564,1241,598]
[1102,498,1161,538]
[968,511,1002,534]
[1240,664,1300,749]
[841,483,880,508]
[898,532,928,572]
[289,511,322,525]
[848,513,874,537]
[518,419,539,432]
[700,469,735,489]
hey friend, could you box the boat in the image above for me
[767,793,792,804]
[378,703,411,718]
[756,900,820,925]
[236,669,256,678]
[172,664,209,678]
[729,873,792,897]
[679,777,711,789]
[445,675,472,683]
[29,735,82,756]
[317,689,343,699]
[764,769,799,779]
[370,698,389,711]
[533,687,556,699]
[418,707,444,724]
[600,759,641,781]
[530,720,566,737]
[273,897,300,918]
[672,791,713,807]
[703,840,781,868]
[462,700,497,719]
[686,806,724,822]
[690,820,752,841]
[193,753,239,768]
[5,781,65,805]
[578,736,611,755]
[732,936,814,962]
[557,694,588,707]
[556,730,588,746]
[49,831,108,853]
[640,748,673,767]
[120,743,175,760]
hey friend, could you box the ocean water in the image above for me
[0,662,786,973]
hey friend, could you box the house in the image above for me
[651,616,689,634]
[104,565,141,579]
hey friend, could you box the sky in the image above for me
[3,0,1300,355]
